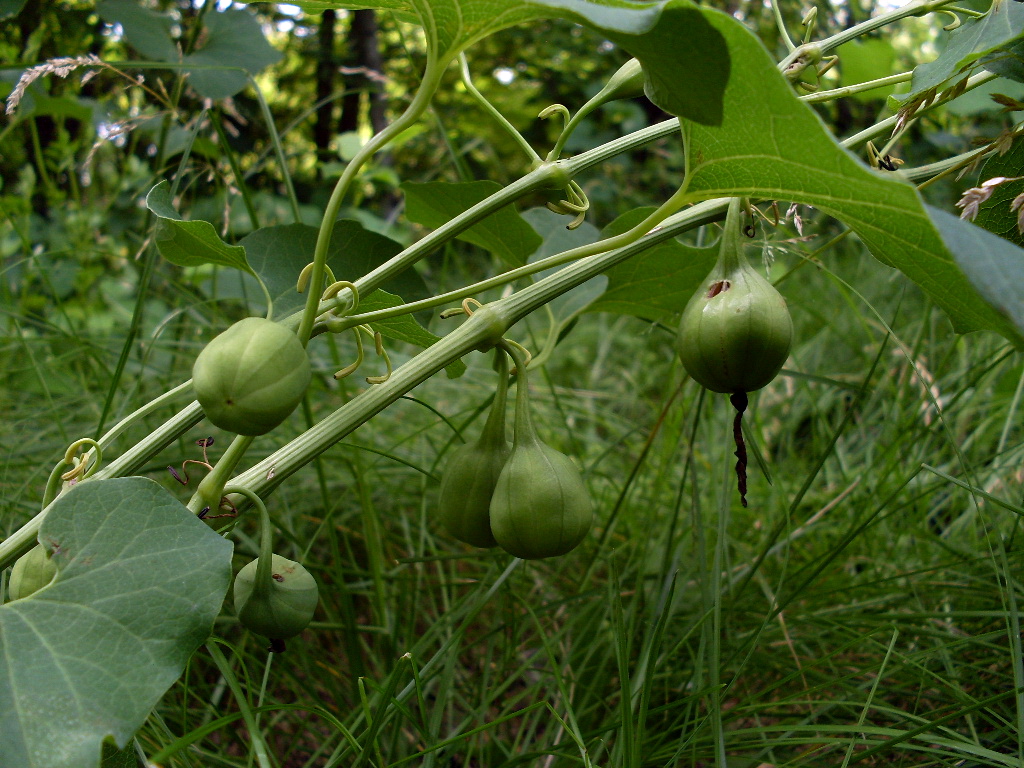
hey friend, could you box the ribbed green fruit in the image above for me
[677,199,792,394]
[489,441,592,559]
[489,353,592,559]
[8,544,57,600]
[192,317,311,436]
[437,352,511,548]
[233,554,319,640]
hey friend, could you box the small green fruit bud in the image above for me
[8,544,58,600]
[192,317,312,436]
[676,200,792,394]
[233,554,318,640]
[599,58,645,103]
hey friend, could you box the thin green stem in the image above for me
[459,54,541,163]
[771,0,797,52]
[250,76,301,224]
[188,435,256,515]
[226,484,274,604]
[779,0,962,71]
[96,379,195,451]
[800,71,913,104]
[296,60,445,346]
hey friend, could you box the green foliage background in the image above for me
[3,1,1024,766]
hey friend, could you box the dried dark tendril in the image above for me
[730,391,749,507]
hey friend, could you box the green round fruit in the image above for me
[233,553,318,640]
[9,544,57,600]
[192,317,311,436]
[489,441,592,560]
[437,438,509,548]
[676,199,792,394]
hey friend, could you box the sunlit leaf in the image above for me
[96,0,177,61]
[896,0,1024,105]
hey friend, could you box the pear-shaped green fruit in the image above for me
[677,199,792,394]
[192,317,311,436]
[489,355,592,559]
[437,354,511,547]
[233,554,318,640]
[8,544,57,600]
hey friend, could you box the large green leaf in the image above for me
[587,207,717,321]
[0,478,233,768]
[896,0,1024,104]
[237,221,429,317]
[146,180,253,276]
[182,7,282,99]
[96,0,177,62]
[677,7,1024,344]
[402,181,542,267]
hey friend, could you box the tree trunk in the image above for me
[339,10,386,136]
[314,9,336,157]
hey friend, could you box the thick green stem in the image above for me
[336,182,692,328]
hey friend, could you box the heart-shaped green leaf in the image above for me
[0,477,233,768]
[146,180,253,276]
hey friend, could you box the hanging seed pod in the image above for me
[489,348,592,559]
[676,198,793,395]
[677,198,793,506]
[233,553,319,642]
[436,351,511,548]
[8,544,58,600]
[192,317,312,436]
